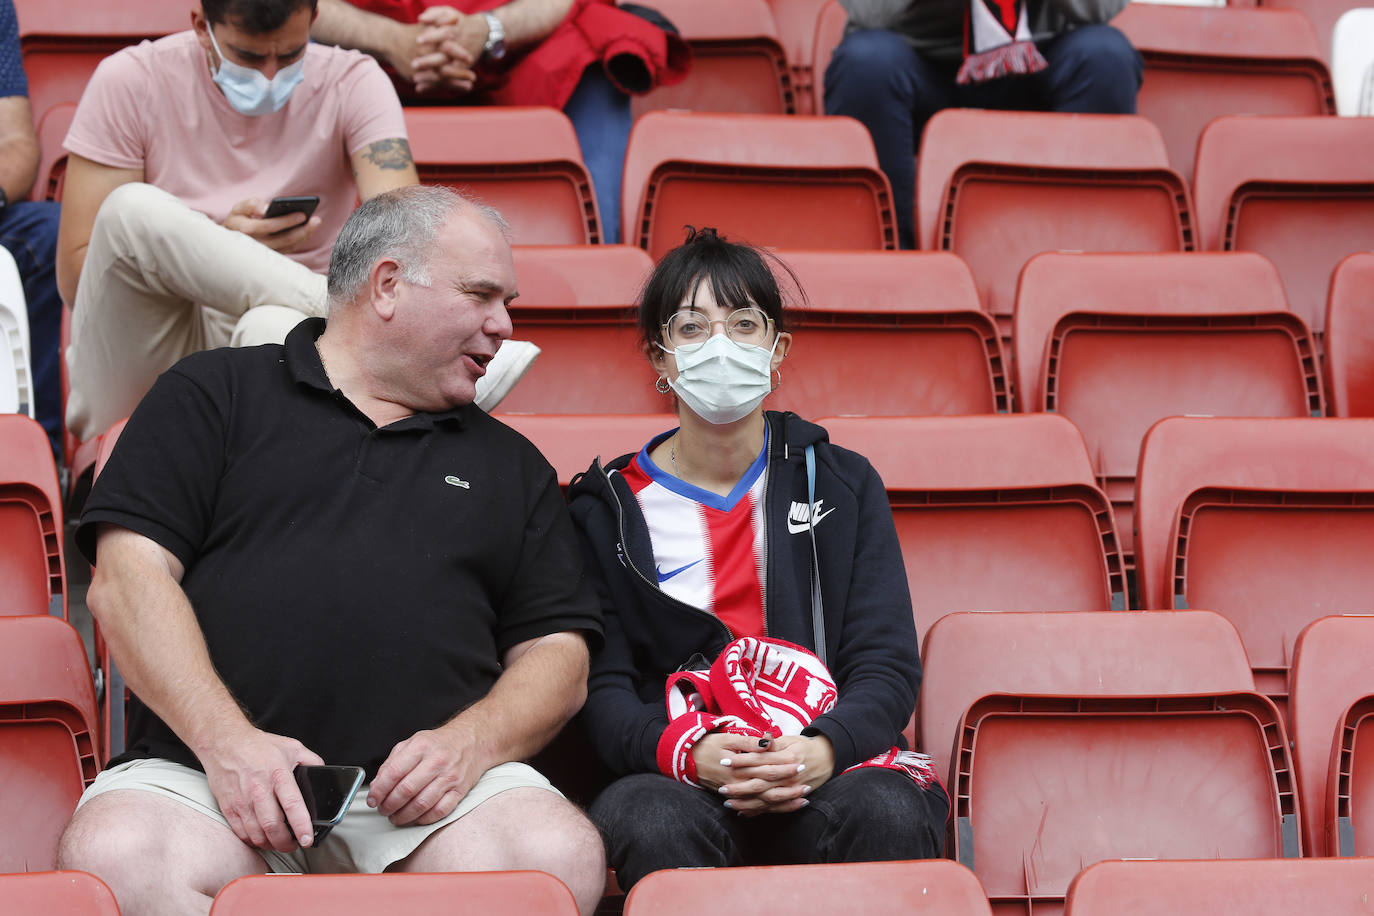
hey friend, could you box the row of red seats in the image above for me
[9,604,1374,908]
[8,858,1374,915]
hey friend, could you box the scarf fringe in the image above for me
[956,39,1049,85]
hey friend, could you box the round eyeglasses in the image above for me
[662,307,774,352]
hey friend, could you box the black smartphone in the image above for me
[263,195,320,222]
[293,764,364,844]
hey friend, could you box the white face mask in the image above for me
[665,333,777,425]
[206,25,305,116]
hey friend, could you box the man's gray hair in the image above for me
[326,185,509,310]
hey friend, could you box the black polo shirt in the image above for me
[78,318,602,777]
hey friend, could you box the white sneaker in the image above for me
[475,340,540,412]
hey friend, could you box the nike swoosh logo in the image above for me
[788,506,836,535]
[656,559,703,583]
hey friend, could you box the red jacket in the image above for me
[349,0,690,108]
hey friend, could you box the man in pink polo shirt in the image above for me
[58,0,482,443]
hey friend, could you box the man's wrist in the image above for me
[480,11,506,61]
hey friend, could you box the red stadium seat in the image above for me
[497,414,675,488]
[210,871,579,915]
[820,415,1128,647]
[1113,4,1335,181]
[15,0,187,127]
[0,616,101,873]
[33,101,74,202]
[1194,116,1374,349]
[87,418,127,761]
[1064,858,1374,915]
[1329,692,1374,857]
[1325,253,1374,417]
[510,245,652,309]
[918,610,1255,791]
[766,0,833,114]
[772,251,1009,418]
[0,871,121,916]
[954,692,1299,914]
[1012,251,1321,571]
[621,111,896,259]
[809,0,848,116]
[0,413,66,617]
[632,0,795,117]
[1288,615,1374,855]
[916,110,1192,355]
[404,107,602,245]
[1135,417,1374,708]
[624,860,992,915]
[1252,0,1365,63]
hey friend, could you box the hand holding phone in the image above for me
[293,764,365,845]
[263,195,320,222]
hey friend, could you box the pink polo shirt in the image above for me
[65,32,407,272]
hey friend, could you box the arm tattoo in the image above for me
[361,137,414,171]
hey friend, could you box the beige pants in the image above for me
[79,757,563,874]
[65,182,329,442]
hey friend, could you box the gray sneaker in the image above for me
[475,340,540,411]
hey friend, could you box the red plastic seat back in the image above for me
[210,871,579,915]
[404,107,601,245]
[955,693,1299,912]
[919,610,1255,788]
[621,112,895,258]
[773,251,1008,417]
[1013,251,1319,567]
[765,0,833,114]
[33,102,74,202]
[821,415,1127,645]
[1257,0,1357,62]
[1195,116,1374,345]
[1065,858,1374,915]
[1113,4,1335,180]
[632,0,795,117]
[625,860,993,915]
[0,414,65,616]
[1288,615,1374,855]
[1326,253,1374,417]
[1330,694,1374,856]
[497,414,676,489]
[810,0,847,116]
[0,871,121,916]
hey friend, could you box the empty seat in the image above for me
[1113,4,1335,180]
[1194,116,1374,346]
[1332,8,1374,114]
[1012,250,1321,570]
[632,0,795,117]
[1064,858,1374,915]
[210,871,579,915]
[33,101,74,202]
[0,615,101,872]
[15,0,186,126]
[1135,416,1374,706]
[772,251,1009,418]
[954,691,1299,914]
[0,413,65,617]
[820,415,1128,646]
[1326,252,1374,417]
[404,107,602,245]
[766,0,833,114]
[624,860,992,915]
[916,110,1193,351]
[511,245,652,308]
[809,0,847,115]
[1259,0,1366,63]
[1329,691,1374,856]
[498,414,676,488]
[0,871,121,916]
[919,610,1255,791]
[1288,614,1374,855]
[621,111,896,259]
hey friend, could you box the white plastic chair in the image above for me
[1333,9,1374,116]
[0,246,33,418]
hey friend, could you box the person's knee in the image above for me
[231,305,310,347]
[58,801,170,890]
[826,29,922,102]
[91,182,176,251]
[817,777,948,861]
[1051,24,1142,100]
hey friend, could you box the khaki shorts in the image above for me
[78,758,562,874]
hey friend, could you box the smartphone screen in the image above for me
[263,195,320,221]
[293,764,364,843]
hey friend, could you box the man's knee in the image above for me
[89,183,184,256]
[231,305,310,347]
[825,29,923,104]
[58,795,182,892]
[1047,24,1143,109]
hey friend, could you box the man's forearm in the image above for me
[313,0,416,64]
[493,0,575,50]
[440,631,589,768]
[0,135,39,202]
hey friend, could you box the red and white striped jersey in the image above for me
[618,430,769,638]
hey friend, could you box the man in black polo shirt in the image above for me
[58,186,606,915]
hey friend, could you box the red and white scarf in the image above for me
[656,636,941,792]
[959,0,1049,85]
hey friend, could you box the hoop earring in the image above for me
[655,376,671,394]
[771,368,782,391]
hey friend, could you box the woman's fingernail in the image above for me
[723,800,734,809]
[720,758,732,767]
[802,785,813,795]
[717,785,729,795]
[799,799,810,808]
[796,764,806,774]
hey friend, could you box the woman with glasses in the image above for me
[567,228,948,889]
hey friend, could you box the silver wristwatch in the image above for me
[481,12,507,61]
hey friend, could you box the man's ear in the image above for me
[369,257,403,320]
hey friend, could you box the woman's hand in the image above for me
[690,732,775,792]
[710,734,836,816]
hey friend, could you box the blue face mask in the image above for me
[205,25,305,117]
